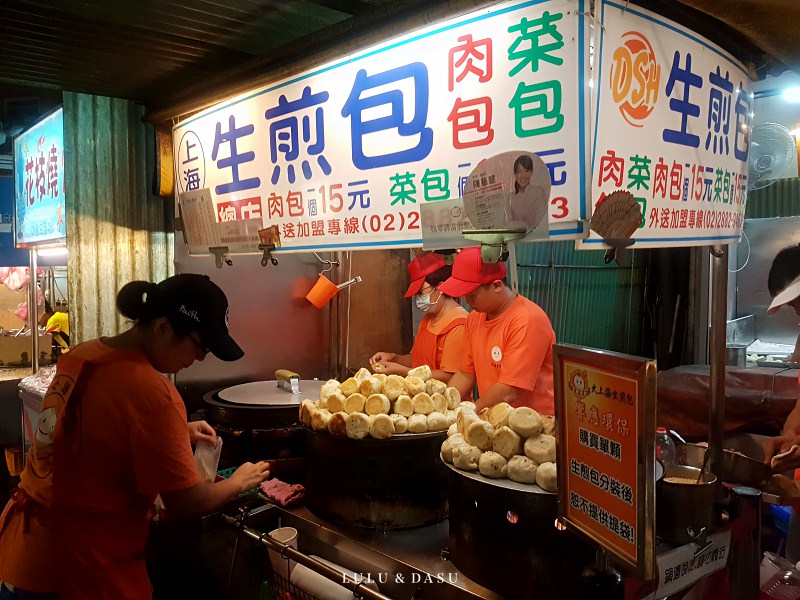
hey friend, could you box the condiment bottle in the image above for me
[655,427,676,467]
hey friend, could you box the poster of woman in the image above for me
[509,154,549,232]
[462,150,551,239]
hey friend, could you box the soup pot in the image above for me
[657,465,717,545]
[680,443,770,487]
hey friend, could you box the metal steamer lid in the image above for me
[203,379,323,429]
[216,380,324,406]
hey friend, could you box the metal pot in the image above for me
[303,429,449,529]
[680,443,770,486]
[657,465,717,545]
[726,344,748,367]
[446,464,594,599]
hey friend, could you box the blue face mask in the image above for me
[415,291,439,312]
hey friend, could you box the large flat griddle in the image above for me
[203,379,323,429]
[217,380,323,406]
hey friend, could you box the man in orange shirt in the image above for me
[440,247,556,416]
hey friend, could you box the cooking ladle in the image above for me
[696,447,712,484]
[670,430,687,444]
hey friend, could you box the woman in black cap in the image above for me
[0,274,270,600]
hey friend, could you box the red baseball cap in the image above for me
[404,253,447,298]
[438,247,507,297]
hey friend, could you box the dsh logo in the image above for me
[609,31,661,127]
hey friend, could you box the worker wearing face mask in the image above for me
[370,253,468,383]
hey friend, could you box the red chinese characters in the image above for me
[447,34,494,149]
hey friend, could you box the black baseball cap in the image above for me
[156,274,244,361]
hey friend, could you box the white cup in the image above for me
[267,527,298,581]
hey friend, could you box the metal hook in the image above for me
[313,252,339,274]
[259,244,278,268]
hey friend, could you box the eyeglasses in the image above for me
[187,332,209,357]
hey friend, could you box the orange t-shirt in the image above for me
[410,306,468,373]
[460,295,555,415]
[0,339,200,598]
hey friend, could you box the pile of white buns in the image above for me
[441,402,558,492]
[299,365,462,440]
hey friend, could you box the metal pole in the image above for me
[729,486,761,600]
[507,242,519,292]
[29,249,39,374]
[708,245,727,481]
[338,250,350,379]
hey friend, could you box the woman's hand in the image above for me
[188,420,217,446]
[369,351,396,366]
[376,361,409,376]
[763,434,800,472]
[229,461,271,494]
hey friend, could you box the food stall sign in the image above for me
[554,344,657,580]
[172,0,591,254]
[580,0,752,250]
[13,107,66,248]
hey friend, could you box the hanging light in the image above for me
[781,86,800,103]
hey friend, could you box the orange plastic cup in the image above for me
[306,275,339,308]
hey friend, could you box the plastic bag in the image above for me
[194,436,223,483]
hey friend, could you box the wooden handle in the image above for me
[275,369,300,381]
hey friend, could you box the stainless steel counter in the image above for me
[262,504,505,600]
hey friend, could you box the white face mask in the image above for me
[415,290,439,312]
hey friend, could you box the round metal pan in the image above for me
[680,443,770,486]
[217,380,323,405]
[202,385,310,467]
[203,381,321,428]
[441,455,553,495]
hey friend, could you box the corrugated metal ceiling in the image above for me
[0,0,448,129]
[0,0,798,128]
[0,0,399,103]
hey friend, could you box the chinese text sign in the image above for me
[172,0,590,253]
[561,359,639,565]
[13,108,66,247]
[585,1,752,249]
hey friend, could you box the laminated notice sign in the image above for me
[179,189,221,253]
[554,344,657,580]
[179,189,261,254]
